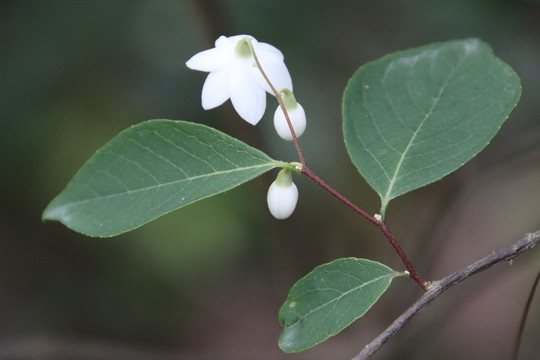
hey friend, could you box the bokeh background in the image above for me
[1,0,539,359]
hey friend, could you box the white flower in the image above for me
[274,89,306,140]
[186,34,293,125]
[267,169,299,220]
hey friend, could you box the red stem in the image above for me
[302,168,377,225]
[303,167,427,289]
[378,221,427,289]
[250,39,427,290]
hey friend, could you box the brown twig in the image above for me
[511,266,540,360]
[352,230,540,360]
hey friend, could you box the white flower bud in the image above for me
[267,169,299,219]
[274,89,306,141]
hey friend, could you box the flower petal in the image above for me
[186,47,232,72]
[214,35,229,47]
[229,62,266,124]
[201,70,230,109]
[252,52,293,93]
[226,34,255,45]
[257,42,284,60]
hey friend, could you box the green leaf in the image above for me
[343,39,521,216]
[43,120,278,237]
[278,258,401,352]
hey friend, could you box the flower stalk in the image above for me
[247,39,307,169]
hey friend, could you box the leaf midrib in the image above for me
[381,58,462,207]
[284,271,394,329]
[58,163,274,207]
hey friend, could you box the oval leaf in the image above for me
[343,39,521,215]
[43,120,277,237]
[278,258,400,352]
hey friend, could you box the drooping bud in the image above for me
[274,89,306,141]
[267,169,299,219]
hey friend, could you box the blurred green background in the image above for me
[1,0,539,359]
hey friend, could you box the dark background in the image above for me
[1,1,539,359]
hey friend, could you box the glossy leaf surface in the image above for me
[43,120,277,237]
[279,258,400,352]
[343,39,521,215]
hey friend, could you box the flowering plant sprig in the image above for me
[43,35,529,359]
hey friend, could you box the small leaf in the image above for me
[278,258,400,352]
[43,120,278,237]
[343,39,521,215]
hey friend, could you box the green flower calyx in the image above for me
[235,37,253,58]
[275,168,293,187]
[278,89,299,111]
